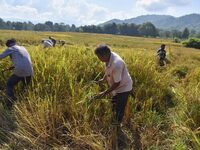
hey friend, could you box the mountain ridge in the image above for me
[100,14,200,31]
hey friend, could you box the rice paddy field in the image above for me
[0,30,200,150]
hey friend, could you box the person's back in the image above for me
[8,45,33,77]
[42,39,53,48]
[157,44,166,60]
[157,49,166,59]
[157,44,167,66]
[49,36,56,47]
[0,38,33,108]
[108,52,132,95]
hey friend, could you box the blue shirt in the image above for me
[0,45,33,77]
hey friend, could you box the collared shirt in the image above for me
[105,52,132,96]
[0,45,33,77]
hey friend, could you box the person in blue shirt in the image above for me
[0,38,33,108]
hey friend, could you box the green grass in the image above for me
[0,30,200,149]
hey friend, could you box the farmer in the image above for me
[0,38,33,108]
[157,44,167,66]
[58,40,66,46]
[49,36,56,47]
[93,44,133,124]
[42,39,53,48]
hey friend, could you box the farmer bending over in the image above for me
[94,44,133,124]
[42,39,53,48]
[49,36,56,47]
[0,38,33,108]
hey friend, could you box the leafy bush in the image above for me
[182,38,200,49]
[173,37,181,43]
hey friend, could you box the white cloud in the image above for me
[2,0,192,25]
[0,0,7,6]
[0,0,51,22]
[136,0,190,12]
[0,0,135,25]
[48,0,115,25]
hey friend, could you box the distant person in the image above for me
[49,36,56,47]
[157,44,167,66]
[93,44,133,124]
[58,40,66,46]
[0,38,33,108]
[42,39,53,48]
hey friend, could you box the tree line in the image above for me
[1,18,200,39]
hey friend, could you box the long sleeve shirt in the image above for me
[43,39,53,48]
[0,45,33,77]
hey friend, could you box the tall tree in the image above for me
[12,22,24,30]
[182,28,190,39]
[103,23,118,34]
[34,23,48,31]
[127,23,139,36]
[171,29,182,39]
[138,22,158,37]
[45,21,53,31]
[71,24,76,32]
[118,23,129,35]
[0,18,6,29]
[6,21,13,29]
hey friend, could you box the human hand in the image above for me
[90,91,107,101]
[92,80,101,84]
[2,66,14,72]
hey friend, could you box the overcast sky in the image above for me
[0,0,199,25]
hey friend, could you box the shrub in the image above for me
[173,37,181,43]
[182,38,200,49]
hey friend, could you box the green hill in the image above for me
[101,14,200,31]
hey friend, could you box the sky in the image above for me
[0,0,199,26]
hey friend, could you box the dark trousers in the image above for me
[112,91,130,123]
[6,74,31,107]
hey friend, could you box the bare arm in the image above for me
[95,74,106,84]
[103,81,120,95]
[94,82,120,99]
[94,81,120,99]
